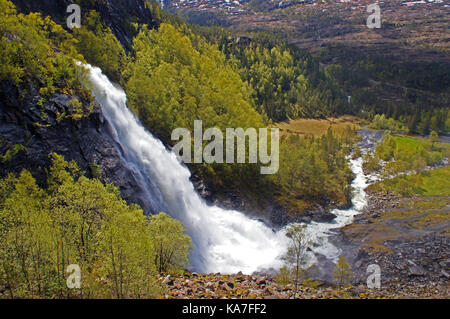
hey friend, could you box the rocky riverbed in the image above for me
[330,189,449,297]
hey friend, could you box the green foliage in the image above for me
[318,45,450,135]
[375,132,396,161]
[0,0,87,96]
[332,256,353,287]
[282,224,311,293]
[381,160,410,179]
[73,10,126,82]
[124,21,357,211]
[246,0,277,13]
[89,161,102,179]
[369,114,409,133]
[125,23,264,141]
[0,153,191,298]
[414,108,450,135]
[148,213,192,274]
[363,151,381,173]
[371,134,448,176]
[178,9,231,27]
[273,129,354,209]
[222,41,348,121]
[372,166,450,197]
[365,133,448,180]
[1,144,26,162]
[412,156,427,174]
[275,266,292,286]
[429,130,439,148]
[68,98,85,120]
[125,23,276,201]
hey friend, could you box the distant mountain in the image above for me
[170,0,449,64]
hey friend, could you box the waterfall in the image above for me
[86,65,288,274]
[86,65,372,275]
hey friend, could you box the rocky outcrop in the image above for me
[0,80,152,213]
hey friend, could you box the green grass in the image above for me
[392,134,449,154]
[417,166,450,196]
[370,166,450,197]
[393,135,430,151]
[274,116,362,137]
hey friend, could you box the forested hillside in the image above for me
[0,154,190,298]
[172,0,450,134]
[123,20,357,213]
[0,1,192,298]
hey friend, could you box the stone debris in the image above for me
[160,272,449,299]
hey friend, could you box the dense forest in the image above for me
[191,26,351,121]
[319,45,450,134]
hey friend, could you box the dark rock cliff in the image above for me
[0,80,152,213]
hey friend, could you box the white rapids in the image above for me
[86,65,370,274]
[302,157,368,265]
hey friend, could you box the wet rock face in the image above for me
[0,80,151,213]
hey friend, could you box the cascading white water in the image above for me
[86,65,371,274]
[303,157,368,265]
[86,65,288,274]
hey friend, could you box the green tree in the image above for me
[148,212,192,274]
[97,204,160,298]
[332,256,353,287]
[275,266,292,286]
[0,154,189,298]
[412,156,427,174]
[282,224,311,294]
[0,171,55,298]
[0,0,87,96]
[125,23,264,141]
[429,130,439,150]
